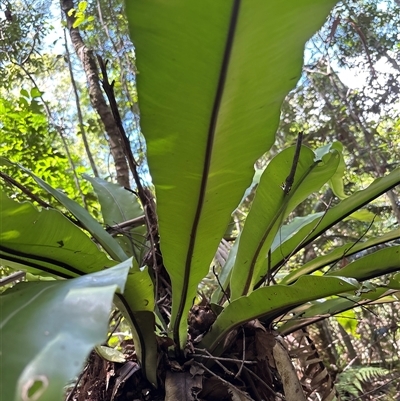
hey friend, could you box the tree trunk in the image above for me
[61,0,130,188]
[337,323,360,365]
[315,320,339,366]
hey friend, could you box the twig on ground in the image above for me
[195,361,253,400]
[235,327,246,379]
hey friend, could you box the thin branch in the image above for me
[106,215,146,234]
[254,197,333,289]
[273,198,333,281]
[191,348,236,376]
[96,55,158,271]
[192,348,256,365]
[212,265,230,304]
[96,0,142,140]
[0,170,90,232]
[65,365,89,401]
[20,33,38,66]
[350,376,400,401]
[63,28,99,178]
[96,57,141,181]
[58,125,89,210]
[194,361,254,400]
[105,311,123,344]
[242,367,263,401]
[0,271,26,287]
[346,17,376,77]
[0,171,52,208]
[235,327,246,379]
[242,365,280,398]
[325,214,376,274]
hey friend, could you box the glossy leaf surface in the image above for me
[126,0,337,348]
[230,145,340,299]
[282,228,400,284]
[0,191,115,278]
[327,246,400,282]
[212,213,326,304]
[279,285,400,335]
[84,175,143,227]
[0,260,131,401]
[114,262,158,387]
[201,276,359,355]
[0,158,128,262]
[84,175,146,261]
[261,168,400,287]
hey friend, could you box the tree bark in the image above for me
[337,323,360,365]
[315,320,339,366]
[61,0,130,188]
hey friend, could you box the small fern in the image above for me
[336,366,389,400]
